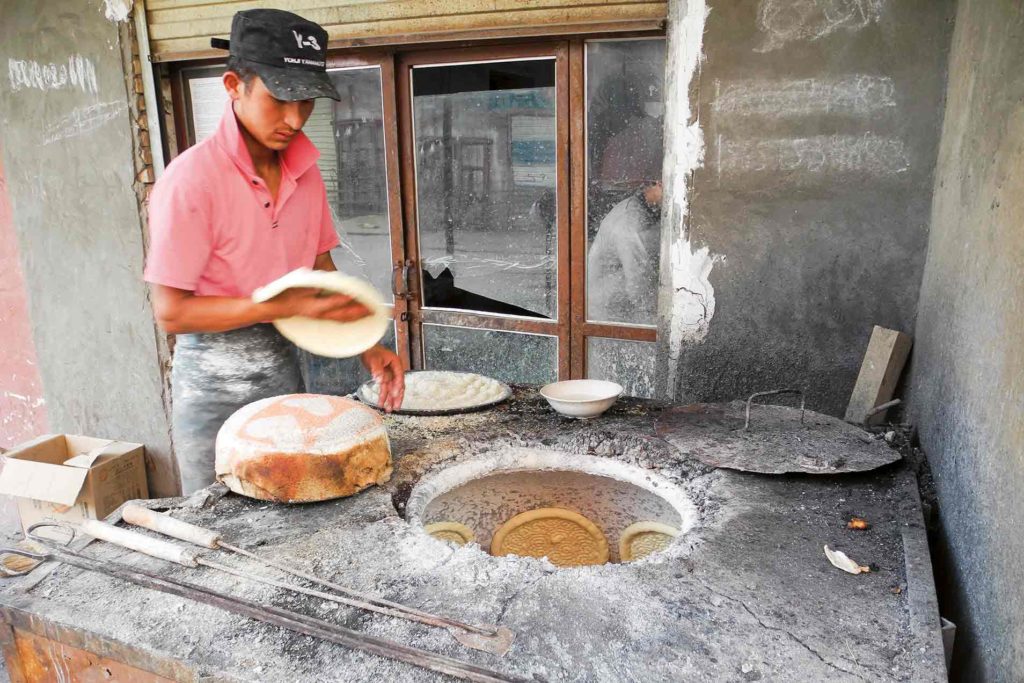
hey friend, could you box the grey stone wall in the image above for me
[659,0,955,416]
[910,0,1024,679]
[0,0,178,496]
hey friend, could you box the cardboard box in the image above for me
[0,434,149,535]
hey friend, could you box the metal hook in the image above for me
[0,522,79,577]
[744,389,806,430]
[26,521,78,546]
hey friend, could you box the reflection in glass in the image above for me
[586,40,667,326]
[413,59,558,319]
[301,69,395,395]
[587,337,656,399]
[322,68,393,302]
[300,323,397,395]
[423,324,557,386]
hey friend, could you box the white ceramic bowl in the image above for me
[539,379,623,419]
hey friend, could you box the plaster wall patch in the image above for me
[660,0,717,392]
[669,240,718,350]
[103,0,132,22]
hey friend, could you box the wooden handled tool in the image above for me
[4,523,522,683]
[121,505,514,656]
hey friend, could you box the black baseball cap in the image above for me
[211,9,340,101]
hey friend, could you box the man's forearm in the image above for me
[156,294,278,334]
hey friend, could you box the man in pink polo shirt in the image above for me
[145,9,404,493]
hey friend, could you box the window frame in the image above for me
[161,32,666,387]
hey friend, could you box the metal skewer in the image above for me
[120,505,513,656]
[0,522,521,683]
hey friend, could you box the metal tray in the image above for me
[355,370,513,416]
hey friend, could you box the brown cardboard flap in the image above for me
[0,458,89,506]
[63,442,117,469]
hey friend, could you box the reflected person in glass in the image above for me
[587,180,663,325]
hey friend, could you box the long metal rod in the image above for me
[3,543,520,683]
[120,505,509,647]
[219,540,496,636]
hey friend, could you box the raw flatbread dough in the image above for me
[490,508,609,567]
[251,268,389,358]
[362,371,509,412]
[424,521,475,546]
[619,521,679,562]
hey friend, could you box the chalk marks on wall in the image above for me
[717,133,909,178]
[756,0,885,52]
[42,101,127,145]
[713,76,896,117]
[7,55,99,95]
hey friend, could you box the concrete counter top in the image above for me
[0,390,946,682]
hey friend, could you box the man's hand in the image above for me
[267,287,371,323]
[361,345,405,412]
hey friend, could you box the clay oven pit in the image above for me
[403,449,699,566]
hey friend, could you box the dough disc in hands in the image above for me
[252,268,389,358]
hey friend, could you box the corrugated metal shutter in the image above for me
[145,0,666,62]
[304,102,339,208]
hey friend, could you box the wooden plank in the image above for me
[149,5,666,59]
[0,601,203,681]
[568,40,587,379]
[845,325,913,425]
[0,622,27,683]
[148,0,661,24]
[12,629,176,683]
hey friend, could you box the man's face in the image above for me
[225,72,315,151]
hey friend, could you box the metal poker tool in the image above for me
[0,522,521,683]
[119,505,514,656]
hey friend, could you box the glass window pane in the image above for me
[586,40,667,326]
[412,59,558,320]
[587,337,657,399]
[300,322,397,395]
[423,324,557,385]
[325,67,393,303]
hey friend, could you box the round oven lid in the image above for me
[655,400,901,474]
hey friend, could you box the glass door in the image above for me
[397,44,571,385]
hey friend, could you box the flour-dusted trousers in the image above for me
[171,324,304,494]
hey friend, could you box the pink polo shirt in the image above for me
[144,101,340,297]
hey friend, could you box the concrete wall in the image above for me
[0,0,178,496]
[659,0,955,415]
[0,145,48,449]
[909,0,1024,679]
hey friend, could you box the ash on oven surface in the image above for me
[0,389,943,682]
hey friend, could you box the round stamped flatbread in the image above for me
[424,521,475,546]
[252,268,389,358]
[619,521,680,562]
[359,370,511,415]
[491,508,609,567]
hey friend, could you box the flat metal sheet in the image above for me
[356,371,512,416]
[655,401,901,474]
